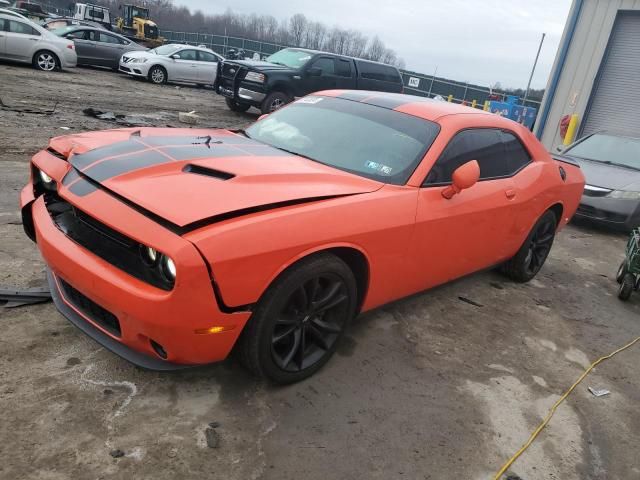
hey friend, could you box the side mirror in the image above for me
[170,54,180,59]
[307,67,321,77]
[441,160,480,199]
[258,114,269,121]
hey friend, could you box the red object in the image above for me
[559,114,571,139]
[21,91,585,369]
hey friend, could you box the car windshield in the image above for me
[151,44,181,56]
[265,49,313,68]
[566,133,640,170]
[132,8,148,18]
[245,96,440,185]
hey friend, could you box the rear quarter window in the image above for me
[356,61,402,83]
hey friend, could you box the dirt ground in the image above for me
[1,63,639,480]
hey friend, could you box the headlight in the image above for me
[36,167,56,192]
[140,245,158,265]
[161,255,176,281]
[244,71,265,83]
[607,190,640,200]
[132,57,148,63]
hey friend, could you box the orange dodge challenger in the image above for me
[21,91,584,383]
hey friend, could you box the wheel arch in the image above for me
[548,202,564,228]
[148,64,168,81]
[260,243,371,314]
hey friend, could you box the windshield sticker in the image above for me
[365,161,393,175]
[297,97,323,104]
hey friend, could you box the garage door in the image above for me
[582,12,640,136]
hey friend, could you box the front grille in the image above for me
[45,193,174,290]
[58,277,121,337]
[144,24,158,39]
[220,62,246,90]
[576,204,627,223]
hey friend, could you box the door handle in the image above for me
[29,38,39,41]
[505,189,517,199]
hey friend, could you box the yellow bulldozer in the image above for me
[115,4,164,48]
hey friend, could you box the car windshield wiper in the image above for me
[232,129,251,138]
[270,61,288,67]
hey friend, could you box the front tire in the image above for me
[225,97,251,112]
[237,253,357,384]
[616,261,627,284]
[618,273,634,300]
[33,51,59,71]
[502,210,557,283]
[260,91,291,114]
[148,65,167,84]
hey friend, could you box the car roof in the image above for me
[165,43,216,53]
[317,90,496,122]
[0,8,27,18]
[279,47,399,68]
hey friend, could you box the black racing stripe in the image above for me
[161,145,247,160]
[337,91,372,102]
[68,176,98,197]
[62,168,80,186]
[71,139,148,169]
[83,150,171,182]
[364,96,412,109]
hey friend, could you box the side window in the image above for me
[98,33,120,44]
[176,49,198,61]
[67,30,88,40]
[424,129,508,185]
[310,57,335,76]
[8,20,39,36]
[336,59,352,77]
[501,131,531,174]
[358,61,401,82]
[0,20,7,32]
[198,51,218,62]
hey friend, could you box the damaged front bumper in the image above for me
[20,148,252,369]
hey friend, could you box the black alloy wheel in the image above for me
[237,253,357,384]
[503,210,558,282]
[271,274,349,372]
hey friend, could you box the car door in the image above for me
[196,50,219,85]
[64,29,91,64]
[96,31,126,68]
[410,128,519,289]
[171,48,199,81]
[0,19,7,56]
[304,56,340,94]
[4,18,40,61]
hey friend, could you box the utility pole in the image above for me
[523,33,546,105]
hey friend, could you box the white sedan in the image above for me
[119,43,223,86]
[0,11,77,70]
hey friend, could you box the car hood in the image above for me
[225,59,295,72]
[50,128,383,230]
[566,155,640,190]
[122,50,156,59]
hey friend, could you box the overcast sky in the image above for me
[179,0,572,89]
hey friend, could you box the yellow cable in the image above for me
[493,335,640,480]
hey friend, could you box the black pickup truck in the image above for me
[214,48,404,114]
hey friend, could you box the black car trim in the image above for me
[552,155,581,167]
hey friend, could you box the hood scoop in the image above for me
[183,164,235,181]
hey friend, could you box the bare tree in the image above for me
[289,13,308,47]
[366,36,385,61]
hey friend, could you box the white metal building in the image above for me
[535,0,640,149]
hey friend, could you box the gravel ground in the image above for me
[1,62,639,480]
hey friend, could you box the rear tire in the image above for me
[237,253,357,384]
[225,98,251,112]
[502,210,557,283]
[260,91,291,114]
[148,65,167,84]
[33,50,59,71]
[618,273,634,300]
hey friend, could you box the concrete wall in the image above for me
[535,0,640,150]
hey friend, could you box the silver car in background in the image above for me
[0,11,76,70]
[557,132,640,230]
[119,43,223,86]
[53,25,146,70]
